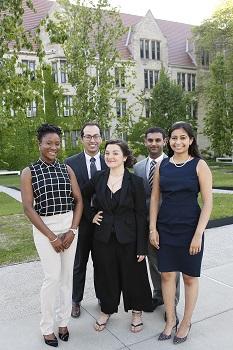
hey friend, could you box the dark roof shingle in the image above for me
[22,1,195,67]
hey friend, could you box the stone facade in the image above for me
[16,0,210,148]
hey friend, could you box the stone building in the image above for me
[19,0,209,149]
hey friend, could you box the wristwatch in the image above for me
[69,228,79,236]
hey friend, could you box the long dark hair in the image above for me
[167,121,201,158]
[104,139,136,168]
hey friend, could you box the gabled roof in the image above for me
[21,0,196,68]
[120,13,196,67]
[23,0,54,31]
[156,18,195,67]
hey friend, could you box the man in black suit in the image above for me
[65,122,107,318]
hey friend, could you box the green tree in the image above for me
[150,69,196,130]
[128,69,196,156]
[0,0,46,168]
[46,0,134,132]
[204,55,233,156]
[193,0,233,157]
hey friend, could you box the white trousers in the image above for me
[33,211,77,335]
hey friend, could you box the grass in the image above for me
[0,175,20,188]
[0,192,23,215]
[210,164,233,188]
[0,193,38,265]
[211,194,233,220]
[0,164,232,189]
[0,191,232,266]
[0,214,38,266]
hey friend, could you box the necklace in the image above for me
[171,156,191,168]
[108,174,123,197]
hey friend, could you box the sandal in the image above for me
[131,310,143,333]
[43,334,58,347]
[94,313,110,332]
[58,327,69,341]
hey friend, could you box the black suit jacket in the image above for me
[65,152,107,223]
[82,168,148,255]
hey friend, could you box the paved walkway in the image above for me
[1,186,233,349]
[0,224,233,350]
[1,185,233,202]
[0,185,22,201]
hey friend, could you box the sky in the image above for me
[107,0,224,25]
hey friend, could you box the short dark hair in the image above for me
[167,121,201,158]
[104,139,136,168]
[145,127,166,139]
[80,122,102,138]
[37,123,62,142]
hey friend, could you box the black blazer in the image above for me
[82,168,148,255]
[65,152,107,223]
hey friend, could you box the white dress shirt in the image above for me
[146,153,165,179]
[84,151,101,179]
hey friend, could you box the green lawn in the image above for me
[0,193,38,265]
[0,165,232,189]
[0,192,23,215]
[211,194,233,220]
[0,175,20,188]
[210,164,233,188]
[0,194,37,265]
[0,191,232,266]
[0,214,38,266]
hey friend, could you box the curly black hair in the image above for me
[37,123,62,142]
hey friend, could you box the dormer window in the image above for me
[140,39,160,60]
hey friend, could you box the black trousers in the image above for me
[72,220,98,304]
[93,234,152,314]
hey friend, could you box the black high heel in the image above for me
[158,319,179,341]
[173,324,191,344]
[58,330,69,341]
[43,335,58,347]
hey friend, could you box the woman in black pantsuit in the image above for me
[82,140,152,332]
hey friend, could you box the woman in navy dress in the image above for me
[149,122,212,344]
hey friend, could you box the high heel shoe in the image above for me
[158,319,179,341]
[131,311,143,333]
[173,324,191,344]
[43,335,58,347]
[58,330,69,341]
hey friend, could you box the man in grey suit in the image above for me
[134,127,180,311]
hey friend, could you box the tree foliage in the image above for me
[204,55,233,155]
[150,69,195,130]
[46,0,134,131]
[193,0,233,156]
[128,69,196,156]
[0,0,46,168]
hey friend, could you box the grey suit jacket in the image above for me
[133,154,167,213]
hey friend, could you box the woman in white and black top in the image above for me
[21,124,83,347]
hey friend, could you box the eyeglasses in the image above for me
[83,134,101,141]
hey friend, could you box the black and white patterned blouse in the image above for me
[29,159,74,216]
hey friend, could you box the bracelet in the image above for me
[69,228,79,236]
[149,229,156,234]
[49,237,58,243]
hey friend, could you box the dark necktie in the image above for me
[148,160,156,189]
[90,157,97,178]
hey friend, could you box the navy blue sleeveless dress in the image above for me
[157,157,204,277]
